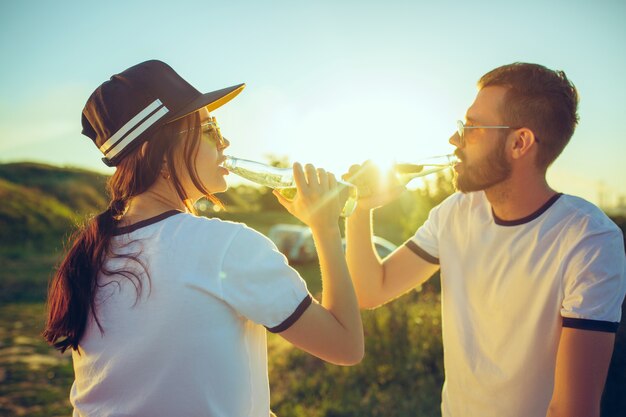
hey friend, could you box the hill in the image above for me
[0,162,109,248]
[0,162,109,213]
[0,162,281,251]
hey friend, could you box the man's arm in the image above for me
[546,327,615,417]
[345,208,439,309]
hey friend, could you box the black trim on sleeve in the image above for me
[267,294,313,333]
[404,240,440,265]
[562,317,620,333]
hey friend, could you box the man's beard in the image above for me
[454,140,512,193]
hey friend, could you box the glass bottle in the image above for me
[392,154,458,186]
[221,155,358,217]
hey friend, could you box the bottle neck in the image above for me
[394,154,458,185]
[222,155,294,188]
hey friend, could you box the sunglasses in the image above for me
[178,116,227,148]
[456,120,539,146]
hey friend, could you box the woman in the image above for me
[44,60,363,417]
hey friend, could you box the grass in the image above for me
[0,250,62,303]
[0,303,73,417]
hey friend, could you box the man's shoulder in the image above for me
[556,194,621,234]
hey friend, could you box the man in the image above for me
[344,63,626,417]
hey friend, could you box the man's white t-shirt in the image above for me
[408,192,625,417]
[71,211,311,417]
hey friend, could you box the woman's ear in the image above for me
[140,141,149,158]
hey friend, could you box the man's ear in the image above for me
[511,128,537,160]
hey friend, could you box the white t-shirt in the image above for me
[71,211,310,417]
[408,192,626,417]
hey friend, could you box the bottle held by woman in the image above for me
[222,155,358,217]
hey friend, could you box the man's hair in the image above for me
[478,62,579,169]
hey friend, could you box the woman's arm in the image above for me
[273,163,364,365]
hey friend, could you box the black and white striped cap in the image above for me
[81,60,244,166]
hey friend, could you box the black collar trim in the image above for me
[492,193,563,227]
[113,210,183,236]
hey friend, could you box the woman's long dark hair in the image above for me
[43,111,219,352]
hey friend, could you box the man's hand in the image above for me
[274,162,345,231]
[342,161,404,211]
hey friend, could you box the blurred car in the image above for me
[267,224,317,263]
[268,224,397,264]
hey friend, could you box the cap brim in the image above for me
[166,83,245,122]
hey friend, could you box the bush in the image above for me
[270,283,444,417]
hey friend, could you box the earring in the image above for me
[161,160,170,180]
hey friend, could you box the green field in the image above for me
[1,162,624,416]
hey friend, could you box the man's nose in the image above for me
[449,131,461,147]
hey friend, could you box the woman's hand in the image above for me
[342,160,404,211]
[273,162,345,231]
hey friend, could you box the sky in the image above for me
[1,0,625,208]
